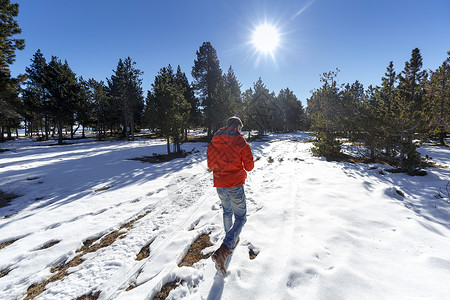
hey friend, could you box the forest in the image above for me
[1,1,449,175]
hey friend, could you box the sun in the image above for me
[251,23,280,55]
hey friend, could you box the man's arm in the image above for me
[242,142,254,172]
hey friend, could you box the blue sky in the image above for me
[9,0,450,105]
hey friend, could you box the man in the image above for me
[207,116,254,275]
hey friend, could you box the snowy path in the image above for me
[1,134,450,299]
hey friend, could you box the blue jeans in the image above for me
[216,185,247,250]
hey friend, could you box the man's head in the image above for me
[226,116,243,131]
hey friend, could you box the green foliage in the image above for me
[43,56,81,144]
[146,65,191,154]
[191,42,223,136]
[107,57,144,140]
[426,51,450,145]
[307,69,343,158]
[0,0,24,141]
[0,0,25,75]
[311,132,341,158]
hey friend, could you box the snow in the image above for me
[1,133,449,299]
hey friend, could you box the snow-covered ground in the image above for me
[0,133,449,299]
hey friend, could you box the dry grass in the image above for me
[136,240,154,261]
[153,279,184,300]
[36,240,60,251]
[25,211,151,299]
[0,238,18,251]
[178,234,213,268]
[0,268,11,278]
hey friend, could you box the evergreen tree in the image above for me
[0,0,25,141]
[75,77,95,138]
[24,50,47,138]
[277,88,305,132]
[0,0,24,74]
[43,56,80,144]
[377,61,398,157]
[223,66,243,116]
[307,70,342,158]
[0,73,21,141]
[340,81,365,141]
[192,42,223,137]
[88,79,109,140]
[427,51,450,145]
[147,65,191,154]
[175,65,200,140]
[394,48,428,173]
[108,57,144,140]
[359,85,385,161]
[245,78,274,135]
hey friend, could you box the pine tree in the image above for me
[0,0,25,141]
[108,57,144,140]
[223,66,243,116]
[0,0,24,74]
[43,56,80,144]
[395,48,428,173]
[192,42,223,137]
[88,79,109,140]
[377,61,398,157]
[427,51,450,145]
[244,78,274,135]
[75,77,95,138]
[24,50,47,138]
[277,88,305,132]
[175,65,199,140]
[147,65,191,154]
[307,70,342,158]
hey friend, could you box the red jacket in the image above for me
[207,127,254,188]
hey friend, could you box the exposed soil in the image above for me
[0,268,11,278]
[36,240,60,251]
[0,238,19,251]
[75,291,101,300]
[178,233,213,267]
[136,239,154,261]
[153,279,184,300]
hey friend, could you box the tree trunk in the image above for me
[45,114,49,140]
[166,137,171,155]
[58,118,64,144]
[130,112,135,141]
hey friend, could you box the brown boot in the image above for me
[211,243,232,275]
